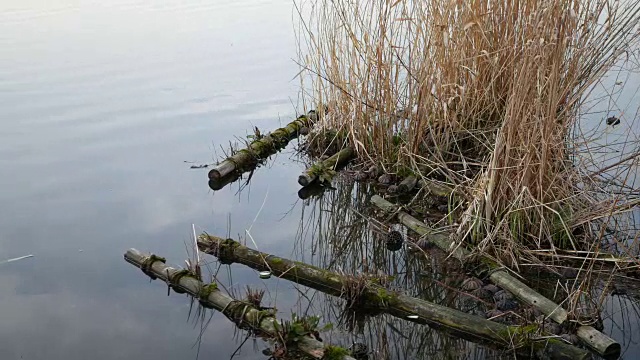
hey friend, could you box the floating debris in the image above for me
[385,230,404,251]
[606,116,620,126]
[0,254,34,265]
[259,271,272,279]
[406,315,419,320]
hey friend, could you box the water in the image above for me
[0,1,307,358]
[3,1,640,359]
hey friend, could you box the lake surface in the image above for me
[3,1,640,359]
[0,1,308,358]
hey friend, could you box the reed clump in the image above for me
[297,0,640,267]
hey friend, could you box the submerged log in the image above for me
[197,235,590,360]
[370,195,620,359]
[124,249,355,360]
[298,147,355,186]
[208,110,319,181]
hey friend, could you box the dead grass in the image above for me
[296,0,640,322]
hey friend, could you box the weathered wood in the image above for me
[397,176,418,194]
[208,110,319,181]
[208,173,240,191]
[576,326,621,359]
[370,194,619,359]
[197,235,590,360]
[416,178,455,197]
[298,147,355,186]
[124,249,354,360]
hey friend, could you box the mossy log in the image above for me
[124,249,355,360]
[370,195,619,359]
[197,235,590,360]
[208,110,319,181]
[298,147,355,186]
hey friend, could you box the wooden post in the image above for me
[197,235,590,360]
[298,147,355,186]
[123,249,355,360]
[208,110,319,181]
[370,195,620,359]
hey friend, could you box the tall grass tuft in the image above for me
[296,0,640,266]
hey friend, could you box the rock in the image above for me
[472,287,494,302]
[354,171,368,182]
[494,289,514,302]
[543,321,562,335]
[461,277,483,291]
[378,173,393,185]
[482,284,500,294]
[559,267,578,279]
[496,299,518,311]
[560,333,579,345]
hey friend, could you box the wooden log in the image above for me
[416,178,455,197]
[208,110,319,181]
[298,147,355,186]
[397,176,418,194]
[197,235,590,360]
[208,174,240,191]
[370,195,620,359]
[124,249,355,360]
[576,326,621,359]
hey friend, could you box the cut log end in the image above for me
[298,175,312,187]
[208,169,222,180]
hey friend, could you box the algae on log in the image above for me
[298,147,355,186]
[370,194,619,359]
[208,110,319,181]
[124,249,355,360]
[197,235,590,360]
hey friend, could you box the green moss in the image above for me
[323,345,350,360]
[198,283,218,299]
